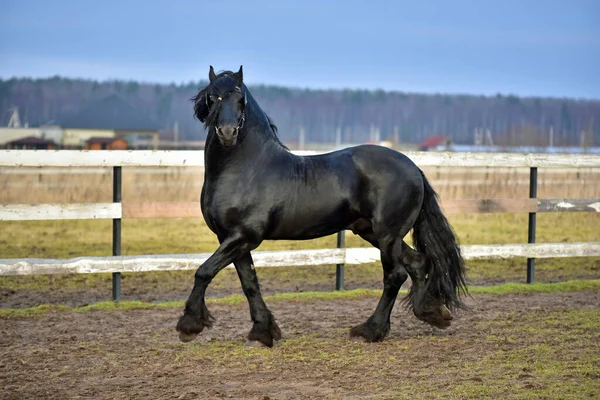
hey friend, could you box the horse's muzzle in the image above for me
[217,126,238,147]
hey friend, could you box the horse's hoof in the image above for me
[176,311,211,342]
[179,332,199,343]
[349,322,389,343]
[432,318,452,329]
[414,307,453,329]
[247,319,282,347]
[440,305,453,320]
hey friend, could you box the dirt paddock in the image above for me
[2,289,599,399]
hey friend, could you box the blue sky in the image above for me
[1,0,598,98]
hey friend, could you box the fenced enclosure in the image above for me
[1,149,600,301]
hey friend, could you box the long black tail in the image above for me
[412,171,469,310]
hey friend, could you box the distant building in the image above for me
[0,128,43,146]
[55,94,160,149]
[85,136,128,150]
[419,136,452,151]
[4,136,57,149]
[39,125,64,144]
[2,95,160,150]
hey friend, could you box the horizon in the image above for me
[2,74,598,102]
[1,1,599,99]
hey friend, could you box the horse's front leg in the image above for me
[234,253,282,347]
[176,234,256,342]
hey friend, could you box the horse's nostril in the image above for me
[217,127,238,139]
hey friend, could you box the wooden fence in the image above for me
[1,150,600,300]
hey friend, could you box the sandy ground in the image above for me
[1,290,599,399]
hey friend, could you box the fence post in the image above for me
[527,167,537,284]
[335,231,345,290]
[112,166,122,301]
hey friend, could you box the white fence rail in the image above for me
[0,203,122,221]
[1,243,600,276]
[2,149,600,168]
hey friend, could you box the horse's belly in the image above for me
[265,198,360,240]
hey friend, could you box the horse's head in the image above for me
[192,65,247,147]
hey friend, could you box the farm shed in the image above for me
[84,136,128,150]
[3,136,57,149]
[419,136,452,151]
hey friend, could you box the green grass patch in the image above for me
[0,304,71,318]
[467,279,600,295]
[2,280,599,319]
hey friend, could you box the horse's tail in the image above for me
[411,171,469,310]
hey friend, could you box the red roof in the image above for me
[419,136,450,148]
[85,137,125,144]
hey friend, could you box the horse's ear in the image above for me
[235,65,243,87]
[209,65,217,83]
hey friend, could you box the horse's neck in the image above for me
[204,116,284,178]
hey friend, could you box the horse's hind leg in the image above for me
[348,234,452,341]
[349,232,408,342]
[401,242,454,329]
[234,253,281,347]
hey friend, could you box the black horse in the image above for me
[176,66,468,347]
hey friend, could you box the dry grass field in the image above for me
[2,165,600,204]
[1,163,599,259]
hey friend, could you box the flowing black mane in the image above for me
[191,70,288,150]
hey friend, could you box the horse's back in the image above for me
[343,144,423,184]
[299,144,423,200]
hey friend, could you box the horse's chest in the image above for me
[201,181,255,225]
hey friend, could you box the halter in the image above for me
[207,86,247,130]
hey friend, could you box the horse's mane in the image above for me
[191,70,288,150]
[265,113,289,150]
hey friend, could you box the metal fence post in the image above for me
[335,231,345,290]
[527,167,537,284]
[112,166,122,301]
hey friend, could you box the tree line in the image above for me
[1,76,598,147]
